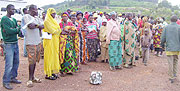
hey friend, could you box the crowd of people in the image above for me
[1,4,180,90]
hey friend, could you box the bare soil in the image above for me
[0,40,180,91]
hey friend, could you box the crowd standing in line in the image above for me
[1,4,180,90]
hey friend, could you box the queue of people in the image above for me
[1,4,180,90]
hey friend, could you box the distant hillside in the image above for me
[42,0,157,11]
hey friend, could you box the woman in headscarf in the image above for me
[59,12,79,76]
[76,11,89,64]
[153,17,164,56]
[86,14,99,62]
[106,12,122,70]
[43,8,61,80]
[123,13,137,68]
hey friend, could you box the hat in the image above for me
[156,17,163,23]
[102,19,107,22]
[93,13,98,18]
[71,12,76,15]
[67,8,71,11]
[118,14,122,16]
[143,17,148,22]
[110,11,116,16]
[61,12,68,17]
[99,11,103,15]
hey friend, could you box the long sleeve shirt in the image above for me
[106,19,121,44]
[161,22,180,52]
[1,16,20,43]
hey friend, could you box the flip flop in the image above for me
[32,77,41,83]
[27,80,33,88]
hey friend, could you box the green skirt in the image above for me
[108,39,123,67]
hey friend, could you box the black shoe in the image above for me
[45,75,57,80]
[169,79,174,83]
[67,73,73,75]
[52,74,59,78]
[115,66,122,70]
[101,60,105,63]
[3,83,13,90]
[11,79,21,84]
[23,55,27,57]
[106,59,109,63]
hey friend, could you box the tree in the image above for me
[158,0,172,9]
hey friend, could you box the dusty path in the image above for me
[0,40,180,91]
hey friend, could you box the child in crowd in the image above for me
[141,29,151,66]
[99,19,109,63]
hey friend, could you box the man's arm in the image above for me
[2,18,20,35]
[160,27,166,48]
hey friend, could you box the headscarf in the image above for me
[44,8,61,34]
[110,11,117,16]
[99,11,103,15]
[156,17,163,23]
[102,19,107,23]
[76,11,83,17]
[118,14,122,17]
[143,17,148,22]
[61,12,69,17]
[71,11,76,15]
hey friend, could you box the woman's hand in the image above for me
[106,39,110,45]
[61,30,68,35]
[71,30,76,34]
[81,28,87,31]
[38,25,44,30]
[28,23,37,29]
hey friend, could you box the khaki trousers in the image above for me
[167,55,178,79]
[100,46,109,61]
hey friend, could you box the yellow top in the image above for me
[43,8,61,34]
[43,8,62,77]
[166,51,180,56]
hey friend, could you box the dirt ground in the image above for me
[0,40,180,91]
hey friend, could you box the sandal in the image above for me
[52,74,59,78]
[116,66,122,70]
[81,62,87,65]
[110,66,116,71]
[101,60,105,63]
[124,64,133,69]
[106,59,109,63]
[32,77,41,83]
[67,73,73,75]
[45,75,57,80]
[27,80,33,87]
[60,72,66,77]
